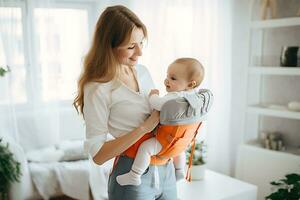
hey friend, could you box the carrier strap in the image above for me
[185,122,202,182]
[110,155,120,176]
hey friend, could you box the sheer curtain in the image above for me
[0,3,22,142]
[0,0,92,152]
[127,0,233,174]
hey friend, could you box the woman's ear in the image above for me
[188,80,197,88]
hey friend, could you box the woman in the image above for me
[74,5,177,200]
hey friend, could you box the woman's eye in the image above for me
[171,77,176,80]
[128,46,135,49]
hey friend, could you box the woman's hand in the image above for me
[92,110,160,165]
[141,110,160,133]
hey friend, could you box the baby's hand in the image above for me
[149,89,159,97]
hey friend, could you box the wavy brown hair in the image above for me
[73,5,147,115]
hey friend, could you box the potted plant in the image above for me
[265,173,300,200]
[186,141,207,180]
[0,138,22,200]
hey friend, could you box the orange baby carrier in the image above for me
[123,123,202,181]
[116,89,213,181]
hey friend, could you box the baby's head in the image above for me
[164,58,204,92]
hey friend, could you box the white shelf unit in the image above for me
[249,66,300,75]
[246,139,300,157]
[236,140,300,200]
[245,13,300,142]
[247,105,300,120]
[236,1,300,200]
[251,17,300,29]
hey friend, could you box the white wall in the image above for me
[229,0,252,176]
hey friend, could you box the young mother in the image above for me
[74,5,177,200]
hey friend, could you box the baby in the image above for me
[117,58,205,186]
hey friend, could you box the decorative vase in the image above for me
[280,46,299,67]
[191,164,206,180]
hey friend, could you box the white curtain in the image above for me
[0,0,89,152]
[0,3,21,142]
[126,0,233,174]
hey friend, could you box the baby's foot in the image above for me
[175,169,185,181]
[116,170,141,186]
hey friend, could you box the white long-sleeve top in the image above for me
[83,65,154,159]
[149,89,198,111]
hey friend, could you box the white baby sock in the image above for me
[116,170,141,186]
[175,169,185,181]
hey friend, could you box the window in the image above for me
[34,8,89,101]
[0,6,26,104]
[0,1,93,107]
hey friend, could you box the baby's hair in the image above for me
[173,57,204,88]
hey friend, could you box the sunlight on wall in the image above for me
[132,2,214,95]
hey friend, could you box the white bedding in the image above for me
[55,160,90,200]
[27,140,113,200]
[29,162,63,199]
[29,160,91,200]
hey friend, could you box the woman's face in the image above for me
[115,28,144,66]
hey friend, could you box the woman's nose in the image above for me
[135,44,142,56]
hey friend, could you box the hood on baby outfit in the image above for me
[159,89,213,125]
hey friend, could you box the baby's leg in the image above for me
[173,152,186,181]
[116,138,162,186]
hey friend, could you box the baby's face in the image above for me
[164,63,190,92]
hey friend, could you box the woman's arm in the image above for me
[92,110,159,165]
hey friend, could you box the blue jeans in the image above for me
[108,156,177,200]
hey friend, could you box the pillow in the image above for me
[26,146,64,163]
[56,140,88,161]
[26,140,88,163]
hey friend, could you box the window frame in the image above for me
[0,0,96,111]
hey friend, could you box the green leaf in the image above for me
[0,138,22,195]
[266,173,300,200]
[270,181,283,186]
[0,66,10,77]
[186,141,207,165]
[285,174,300,185]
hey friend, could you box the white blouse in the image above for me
[83,65,155,159]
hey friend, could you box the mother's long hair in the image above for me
[73,5,147,114]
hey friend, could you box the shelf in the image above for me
[251,17,300,29]
[249,66,300,75]
[247,105,300,120]
[236,141,300,200]
[245,140,300,157]
[237,4,300,200]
